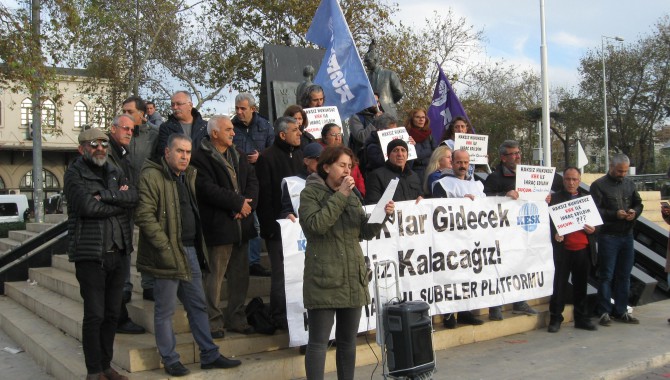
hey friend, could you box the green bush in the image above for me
[0,222,26,238]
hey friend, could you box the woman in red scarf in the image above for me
[404,107,435,180]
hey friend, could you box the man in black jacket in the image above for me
[591,153,643,326]
[547,167,598,333]
[364,139,422,205]
[64,128,138,380]
[106,114,146,335]
[191,115,259,338]
[153,91,208,161]
[256,116,304,329]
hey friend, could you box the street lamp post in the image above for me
[602,35,624,171]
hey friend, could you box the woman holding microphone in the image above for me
[299,145,394,380]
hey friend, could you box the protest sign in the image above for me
[304,106,342,136]
[516,165,556,201]
[377,127,418,161]
[548,195,603,236]
[282,197,554,346]
[453,133,489,165]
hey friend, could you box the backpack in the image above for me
[245,297,276,335]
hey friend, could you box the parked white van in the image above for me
[0,195,29,223]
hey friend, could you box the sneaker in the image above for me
[512,302,538,316]
[201,355,241,369]
[489,306,503,321]
[211,330,225,339]
[103,368,128,380]
[116,320,146,334]
[228,324,255,335]
[612,312,640,324]
[164,361,190,377]
[599,313,612,326]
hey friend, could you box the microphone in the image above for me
[352,187,363,201]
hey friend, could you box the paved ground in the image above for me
[3,300,669,380]
[324,299,670,380]
[0,328,53,380]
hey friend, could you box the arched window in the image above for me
[21,98,33,128]
[20,169,59,189]
[74,101,88,129]
[42,99,56,130]
[0,176,5,191]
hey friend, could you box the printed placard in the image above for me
[303,106,342,136]
[516,165,556,201]
[453,133,489,164]
[377,127,418,161]
[548,195,603,236]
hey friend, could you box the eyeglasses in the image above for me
[116,125,132,132]
[87,140,109,148]
[171,101,190,107]
[328,133,343,138]
[503,151,521,156]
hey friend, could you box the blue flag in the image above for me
[306,0,376,120]
[427,64,472,142]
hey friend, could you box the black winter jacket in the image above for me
[64,157,137,262]
[364,161,422,205]
[190,138,259,246]
[590,173,643,236]
[256,138,305,240]
[153,108,208,161]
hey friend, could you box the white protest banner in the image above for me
[377,127,418,161]
[303,106,342,136]
[281,197,554,347]
[548,195,603,236]
[453,133,489,165]
[516,165,556,201]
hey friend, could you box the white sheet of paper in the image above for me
[377,128,418,161]
[549,195,603,236]
[453,133,489,165]
[368,178,399,223]
[516,165,556,201]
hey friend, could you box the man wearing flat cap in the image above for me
[64,128,138,380]
[364,138,423,205]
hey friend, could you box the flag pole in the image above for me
[540,0,551,167]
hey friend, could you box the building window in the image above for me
[21,98,32,128]
[20,169,60,190]
[74,101,88,129]
[42,99,56,131]
[0,176,5,191]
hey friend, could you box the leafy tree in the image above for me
[578,16,670,173]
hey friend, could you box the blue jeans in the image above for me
[596,234,635,316]
[153,246,220,366]
[248,212,262,266]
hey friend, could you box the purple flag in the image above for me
[427,64,471,142]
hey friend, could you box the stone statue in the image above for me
[364,40,404,118]
[295,65,315,104]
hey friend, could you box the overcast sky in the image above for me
[396,0,668,91]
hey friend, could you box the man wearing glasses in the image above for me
[153,90,208,161]
[483,140,561,320]
[64,128,138,380]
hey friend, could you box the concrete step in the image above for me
[0,237,21,252]
[8,229,38,243]
[26,222,59,233]
[51,254,272,300]
[44,214,67,224]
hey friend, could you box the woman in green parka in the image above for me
[299,145,394,380]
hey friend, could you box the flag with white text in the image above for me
[306,0,376,120]
[427,64,471,142]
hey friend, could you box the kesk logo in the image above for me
[516,203,540,232]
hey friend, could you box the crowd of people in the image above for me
[63,87,650,380]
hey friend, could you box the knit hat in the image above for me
[386,138,408,156]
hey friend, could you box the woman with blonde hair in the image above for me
[423,145,452,196]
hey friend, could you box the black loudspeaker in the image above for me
[383,301,435,377]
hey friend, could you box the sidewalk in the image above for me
[326,299,670,380]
